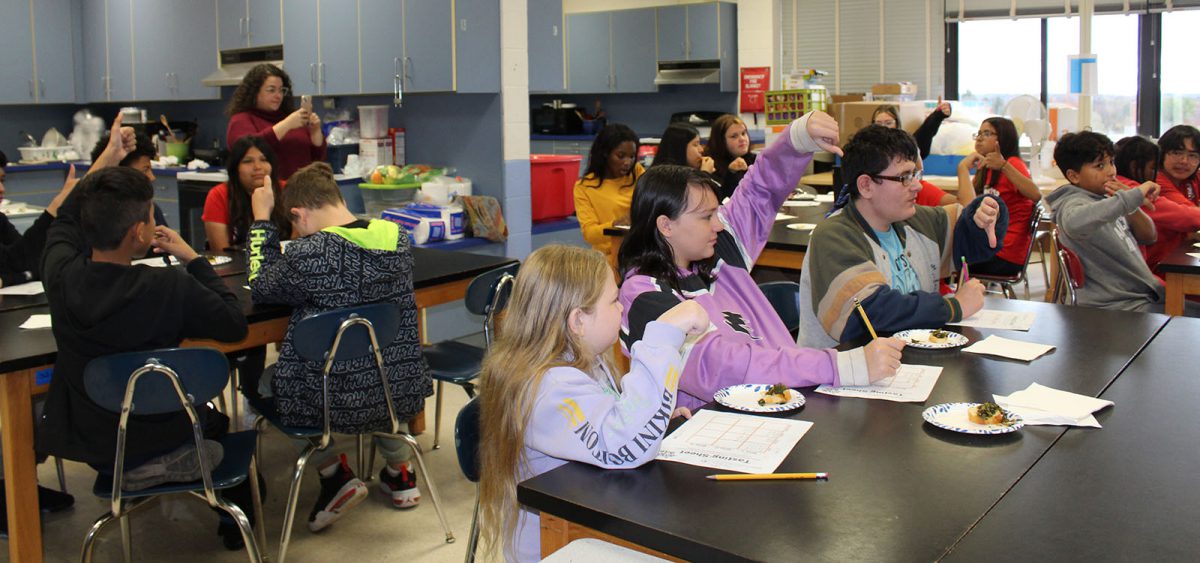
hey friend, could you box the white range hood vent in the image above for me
[202,45,285,87]
[654,60,721,86]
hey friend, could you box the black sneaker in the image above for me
[307,454,367,532]
[217,521,245,551]
[378,463,420,509]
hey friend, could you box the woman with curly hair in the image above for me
[226,63,325,180]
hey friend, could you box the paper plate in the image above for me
[786,223,817,231]
[714,384,805,413]
[893,329,969,349]
[204,255,233,266]
[782,200,820,207]
[790,192,816,201]
[922,402,1024,434]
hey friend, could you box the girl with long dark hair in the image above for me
[574,124,642,261]
[202,136,287,252]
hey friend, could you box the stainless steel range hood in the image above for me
[202,45,285,87]
[654,60,721,86]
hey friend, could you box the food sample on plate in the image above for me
[926,329,949,344]
[967,402,1009,425]
[757,383,791,406]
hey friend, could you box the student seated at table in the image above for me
[619,113,904,412]
[89,132,170,230]
[955,117,1039,277]
[1045,131,1196,315]
[0,150,79,288]
[573,124,643,264]
[38,117,254,549]
[1114,136,1193,271]
[651,122,715,174]
[706,114,756,201]
[872,98,952,161]
[1140,126,1200,271]
[204,135,289,252]
[478,244,709,563]
[246,162,433,531]
[797,125,1007,348]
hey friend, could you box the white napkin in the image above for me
[815,193,835,202]
[131,256,179,268]
[775,213,796,221]
[963,335,1055,361]
[1188,252,1200,260]
[993,383,1113,427]
[19,314,52,330]
[0,281,44,296]
[781,200,820,208]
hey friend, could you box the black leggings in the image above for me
[969,256,1025,277]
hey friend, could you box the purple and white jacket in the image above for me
[619,115,872,411]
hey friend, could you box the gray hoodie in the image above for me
[1045,184,1163,312]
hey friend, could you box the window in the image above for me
[957,18,1042,114]
[1046,14,1139,138]
[1161,10,1200,132]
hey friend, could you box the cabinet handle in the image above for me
[460,18,466,32]
[553,24,558,37]
[28,80,34,99]
[319,63,325,86]
[404,57,412,81]
[38,79,45,99]
[246,16,252,41]
[393,57,402,107]
[310,63,317,86]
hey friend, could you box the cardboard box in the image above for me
[872,82,918,97]
[832,100,934,146]
[831,93,867,105]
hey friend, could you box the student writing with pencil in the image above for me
[797,125,1008,347]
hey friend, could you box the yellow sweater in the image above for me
[573,163,644,258]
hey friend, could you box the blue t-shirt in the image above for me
[875,227,920,294]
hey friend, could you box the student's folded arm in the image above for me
[1055,191,1136,241]
[0,211,51,278]
[526,323,686,469]
[675,332,842,403]
[952,195,1009,264]
[246,221,305,306]
[181,261,248,342]
[1145,195,1200,232]
[721,116,817,262]
[572,184,611,249]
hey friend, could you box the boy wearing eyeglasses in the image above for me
[797,125,1008,347]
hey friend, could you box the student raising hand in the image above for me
[251,175,275,221]
[92,113,138,170]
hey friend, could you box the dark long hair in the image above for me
[225,63,295,116]
[618,165,720,291]
[976,116,1021,191]
[651,123,700,168]
[1115,136,1158,183]
[706,114,746,177]
[580,124,639,188]
[1157,125,1200,175]
[225,136,286,246]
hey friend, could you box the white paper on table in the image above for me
[1187,252,1200,260]
[814,193,835,202]
[654,410,813,474]
[781,200,820,208]
[948,309,1036,331]
[815,364,942,403]
[131,256,180,268]
[963,335,1055,361]
[0,281,44,296]
[775,213,796,221]
[19,314,52,329]
[993,383,1112,427]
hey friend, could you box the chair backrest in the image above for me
[1019,203,1046,267]
[291,302,402,363]
[1053,230,1085,305]
[758,281,801,333]
[464,262,521,317]
[454,397,481,483]
[83,347,230,415]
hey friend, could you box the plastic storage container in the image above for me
[530,154,583,221]
[359,105,389,139]
[359,182,420,217]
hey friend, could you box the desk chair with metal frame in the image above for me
[422,262,519,449]
[973,204,1045,299]
[79,347,265,563]
[247,302,454,563]
[1052,230,1085,306]
[758,281,801,337]
[454,397,482,563]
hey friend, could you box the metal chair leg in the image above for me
[278,442,320,563]
[356,434,368,481]
[229,367,241,431]
[80,512,117,563]
[366,438,377,482]
[119,513,133,563]
[433,380,444,450]
[55,456,68,493]
[464,490,481,563]
[399,433,454,543]
[248,455,268,563]
[212,498,263,563]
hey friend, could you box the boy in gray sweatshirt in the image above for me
[1045,131,1169,312]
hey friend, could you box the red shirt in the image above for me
[226,109,326,180]
[916,180,949,207]
[977,156,1034,265]
[1142,171,1200,270]
[202,180,287,246]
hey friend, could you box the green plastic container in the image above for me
[166,141,189,162]
[359,182,420,217]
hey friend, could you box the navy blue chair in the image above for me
[247,302,453,563]
[80,347,264,563]
[422,262,518,449]
[759,281,801,336]
[454,398,482,563]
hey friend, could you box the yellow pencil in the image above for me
[853,298,878,339]
[706,473,828,481]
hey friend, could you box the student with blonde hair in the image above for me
[478,244,708,562]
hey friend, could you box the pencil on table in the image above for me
[706,473,828,481]
[852,298,878,339]
[960,256,970,286]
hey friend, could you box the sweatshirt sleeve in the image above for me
[573,180,611,250]
[525,322,686,468]
[718,115,817,264]
[1056,188,1144,241]
[40,191,86,292]
[179,258,249,343]
[1145,192,1200,233]
[227,112,282,151]
[247,220,308,307]
[0,210,52,282]
[952,194,1009,264]
[913,110,948,160]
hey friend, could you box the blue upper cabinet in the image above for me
[611,8,656,94]
[566,12,610,94]
[133,0,218,100]
[718,2,736,92]
[82,0,107,102]
[218,0,245,51]
[687,3,719,60]
[0,0,34,103]
[317,0,360,95]
[105,0,135,101]
[528,0,564,93]
[656,5,686,62]
[283,0,320,95]
[359,0,405,95]
[247,0,282,47]
[33,0,77,103]
[455,0,500,93]
[404,0,454,93]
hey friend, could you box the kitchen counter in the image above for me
[6,161,196,176]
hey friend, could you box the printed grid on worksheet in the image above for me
[685,416,792,454]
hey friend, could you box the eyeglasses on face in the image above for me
[874,119,897,128]
[262,86,290,96]
[870,170,924,187]
[1165,149,1200,162]
[972,131,997,140]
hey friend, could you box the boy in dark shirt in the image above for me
[0,150,79,287]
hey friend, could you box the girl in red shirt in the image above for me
[1141,126,1200,270]
[203,136,287,252]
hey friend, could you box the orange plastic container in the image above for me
[530,154,583,221]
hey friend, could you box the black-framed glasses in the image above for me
[972,131,997,140]
[870,170,923,187]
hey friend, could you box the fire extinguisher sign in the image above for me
[740,67,770,113]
